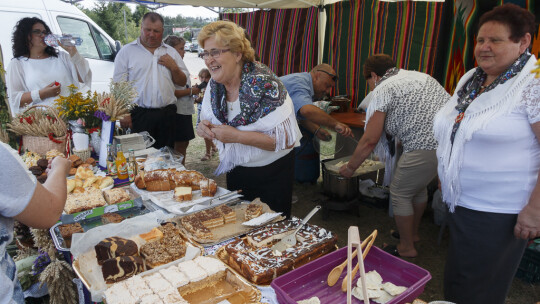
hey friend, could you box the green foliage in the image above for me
[79,2,215,45]
[183,31,192,41]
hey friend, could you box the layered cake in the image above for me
[179,205,237,240]
[140,223,187,268]
[94,236,138,265]
[101,255,144,283]
[104,256,226,304]
[223,218,337,284]
[245,203,263,221]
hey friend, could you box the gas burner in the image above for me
[319,194,360,220]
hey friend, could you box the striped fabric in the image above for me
[221,8,319,77]
[324,0,445,107]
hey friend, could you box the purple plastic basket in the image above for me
[271,246,431,304]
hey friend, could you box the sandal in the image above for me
[200,153,211,161]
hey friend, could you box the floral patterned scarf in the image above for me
[209,61,287,127]
[450,52,531,143]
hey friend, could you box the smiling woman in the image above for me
[196,20,301,217]
[433,4,540,304]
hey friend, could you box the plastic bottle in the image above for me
[106,144,117,177]
[127,149,137,182]
[44,34,83,47]
[116,144,128,180]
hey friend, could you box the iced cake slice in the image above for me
[159,266,189,288]
[123,274,153,299]
[103,281,136,304]
[244,203,263,221]
[216,204,236,224]
[144,272,173,294]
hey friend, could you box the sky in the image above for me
[79,0,219,19]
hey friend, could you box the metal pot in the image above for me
[321,159,359,201]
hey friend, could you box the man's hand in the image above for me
[335,122,352,137]
[515,203,540,240]
[196,120,216,140]
[316,128,332,141]
[119,115,132,129]
[158,54,178,71]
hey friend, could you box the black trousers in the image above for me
[444,206,527,304]
[226,150,295,217]
[131,105,177,149]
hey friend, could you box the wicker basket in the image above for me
[72,148,91,162]
[21,105,67,157]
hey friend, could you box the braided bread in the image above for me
[134,169,218,197]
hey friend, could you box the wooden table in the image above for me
[330,111,366,159]
[330,111,366,128]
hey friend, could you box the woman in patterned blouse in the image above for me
[340,54,449,258]
[433,4,540,303]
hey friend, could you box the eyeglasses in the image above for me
[31,29,49,36]
[317,69,338,81]
[201,48,230,60]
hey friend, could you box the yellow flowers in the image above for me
[54,84,97,121]
[531,58,540,78]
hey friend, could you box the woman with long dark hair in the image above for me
[7,17,91,115]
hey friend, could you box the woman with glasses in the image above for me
[339,54,449,258]
[196,20,301,217]
[7,17,91,115]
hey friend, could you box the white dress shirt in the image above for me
[113,38,189,109]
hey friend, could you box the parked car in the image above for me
[184,42,192,51]
[0,0,121,95]
[189,43,199,53]
[198,46,204,58]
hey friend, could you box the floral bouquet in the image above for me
[94,78,138,122]
[54,84,100,131]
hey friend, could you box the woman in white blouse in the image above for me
[6,17,91,116]
[433,4,540,303]
[196,21,300,217]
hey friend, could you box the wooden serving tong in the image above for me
[326,229,377,287]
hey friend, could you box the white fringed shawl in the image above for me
[201,86,299,175]
[365,69,429,186]
[433,55,537,212]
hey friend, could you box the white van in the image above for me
[0,0,121,93]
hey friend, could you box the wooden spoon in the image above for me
[341,230,378,292]
[327,229,377,286]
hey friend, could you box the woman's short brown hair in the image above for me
[163,35,185,48]
[478,4,536,42]
[197,20,255,63]
[363,54,396,79]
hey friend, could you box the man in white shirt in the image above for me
[113,12,189,148]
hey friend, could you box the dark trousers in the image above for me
[226,150,295,217]
[131,105,177,149]
[444,206,527,304]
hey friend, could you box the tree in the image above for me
[80,2,139,44]
[132,5,150,26]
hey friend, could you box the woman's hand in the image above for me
[42,82,61,98]
[59,39,77,57]
[210,124,240,143]
[515,203,540,240]
[192,86,201,96]
[196,120,216,140]
[339,162,356,178]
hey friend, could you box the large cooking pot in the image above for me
[321,159,359,201]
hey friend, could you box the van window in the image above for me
[57,16,113,61]
[0,11,41,61]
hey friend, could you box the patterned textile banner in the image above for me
[221,8,318,77]
[442,0,537,94]
[324,0,445,107]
